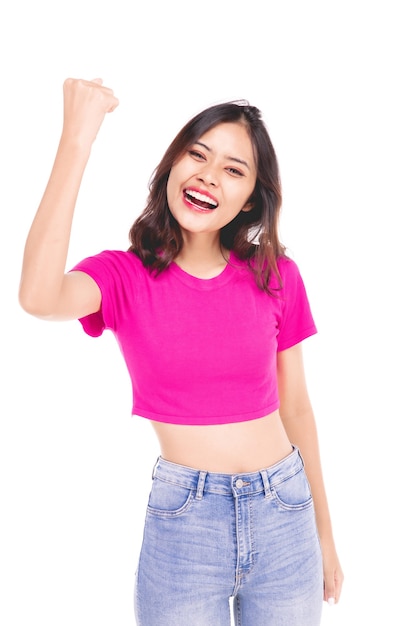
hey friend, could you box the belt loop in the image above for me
[195,471,207,500]
[260,469,272,498]
[152,457,160,479]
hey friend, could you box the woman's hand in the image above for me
[322,539,344,605]
[61,77,119,150]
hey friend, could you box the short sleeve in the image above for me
[275,257,317,351]
[70,250,141,337]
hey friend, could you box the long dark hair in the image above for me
[128,100,286,293]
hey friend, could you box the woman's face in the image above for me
[166,122,257,237]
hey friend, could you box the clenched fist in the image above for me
[61,77,119,150]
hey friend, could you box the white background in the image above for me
[1,1,417,624]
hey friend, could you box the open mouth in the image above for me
[183,188,218,211]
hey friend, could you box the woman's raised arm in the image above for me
[18,78,119,320]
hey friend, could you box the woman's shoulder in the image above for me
[268,254,306,295]
[92,248,141,262]
[72,249,150,290]
[277,253,300,277]
[77,249,144,271]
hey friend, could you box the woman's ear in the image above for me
[241,199,254,213]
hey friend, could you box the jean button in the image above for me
[235,479,244,489]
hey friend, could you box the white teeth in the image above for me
[185,189,218,207]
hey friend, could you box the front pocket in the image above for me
[146,478,194,517]
[271,467,313,511]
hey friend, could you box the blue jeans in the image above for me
[134,447,323,625]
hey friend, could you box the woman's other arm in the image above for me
[277,344,344,604]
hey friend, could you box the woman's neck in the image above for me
[174,233,229,279]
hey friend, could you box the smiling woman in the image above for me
[128,100,285,293]
[18,78,343,625]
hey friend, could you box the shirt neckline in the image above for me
[169,251,240,290]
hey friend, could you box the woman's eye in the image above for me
[188,150,205,160]
[227,167,244,176]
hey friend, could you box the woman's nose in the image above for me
[197,164,218,187]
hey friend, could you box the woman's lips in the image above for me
[183,188,218,211]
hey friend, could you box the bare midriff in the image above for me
[150,410,293,474]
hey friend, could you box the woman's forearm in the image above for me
[282,409,334,542]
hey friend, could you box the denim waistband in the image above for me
[151,446,304,499]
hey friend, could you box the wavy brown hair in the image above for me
[128,101,286,293]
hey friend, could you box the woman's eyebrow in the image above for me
[195,141,251,171]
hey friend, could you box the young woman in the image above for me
[19,78,343,625]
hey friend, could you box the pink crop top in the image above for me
[71,250,317,425]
